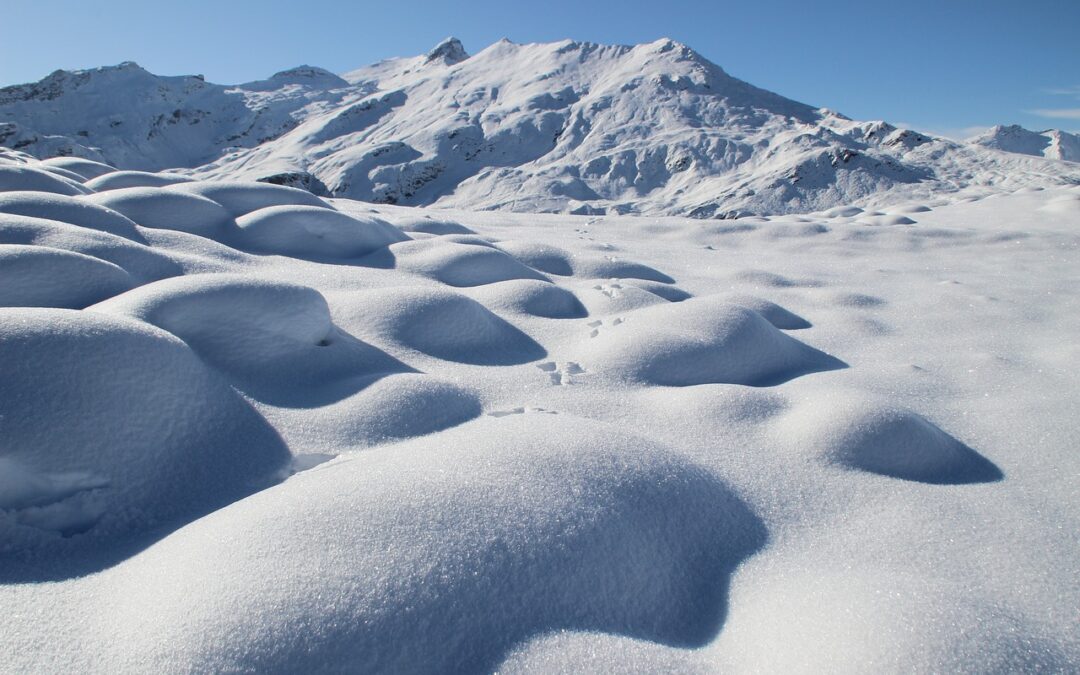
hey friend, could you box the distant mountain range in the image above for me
[2,37,1077,217]
[971,125,1080,163]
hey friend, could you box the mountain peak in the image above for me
[426,37,469,65]
[254,65,349,90]
[973,124,1080,162]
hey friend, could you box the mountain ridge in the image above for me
[2,37,1078,217]
[971,124,1080,163]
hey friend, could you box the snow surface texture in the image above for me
[2,39,1079,219]
[1,147,1078,672]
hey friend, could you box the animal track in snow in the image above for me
[587,317,624,338]
[487,406,559,417]
[593,281,624,299]
[536,361,587,385]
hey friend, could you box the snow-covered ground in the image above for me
[1,146,1078,672]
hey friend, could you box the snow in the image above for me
[973,124,1080,162]
[234,204,408,258]
[0,244,133,308]
[1,38,1079,673]
[3,38,1078,219]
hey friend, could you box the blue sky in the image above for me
[2,0,1077,137]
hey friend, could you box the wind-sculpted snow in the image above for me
[84,170,194,191]
[0,308,290,581]
[235,205,408,259]
[88,187,234,237]
[3,39,1078,218]
[90,415,766,673]
[779,398,1003,484]
[335,286,547,365]
[91,275,409,406]
[0,164,91,196]
[0,245,133,308]
[0,155,1076,672]
[0,213,181,281]
[0,191,143,240]
[579,298,844,386]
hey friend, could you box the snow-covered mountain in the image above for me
[3,38,1078,216]
[971,124,1080,163]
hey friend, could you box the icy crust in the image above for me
[95,415,765,673]
[0,308,289,580]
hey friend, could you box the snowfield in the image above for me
[0,141,1078,673]
[2,34,1080,673]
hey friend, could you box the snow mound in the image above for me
[459,242,674,284]
[0,212,181,281]
[88,187,234,237]
[580,297,843,386]
[783,400,1002,484]
[0,191,142,240]
[382,239,548,287]
[0,308,289,580]
[857,214,916,227]
[385,213,476,235]
[338,286,547,365]
[578,279,684,313]
[629,279,692,302]
[166,181,330,217]
[39,164,91,183]
[92,274,406,405]
[266,373,482,452]
[96,414,765,673]
[572,255,677,283]
[84,170,193,191]
[466,279,589,319]
[38,156,117,181]
[0,244,133,308]
[724,294,811,329]
[496,241,575,276]
[235,205,408,259]
[0,164,90,196]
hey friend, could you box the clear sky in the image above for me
[2,0,1077,137]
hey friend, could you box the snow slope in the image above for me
[0,147,1077,672]
[3,39,1078,217]
[972,124,1080,162]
